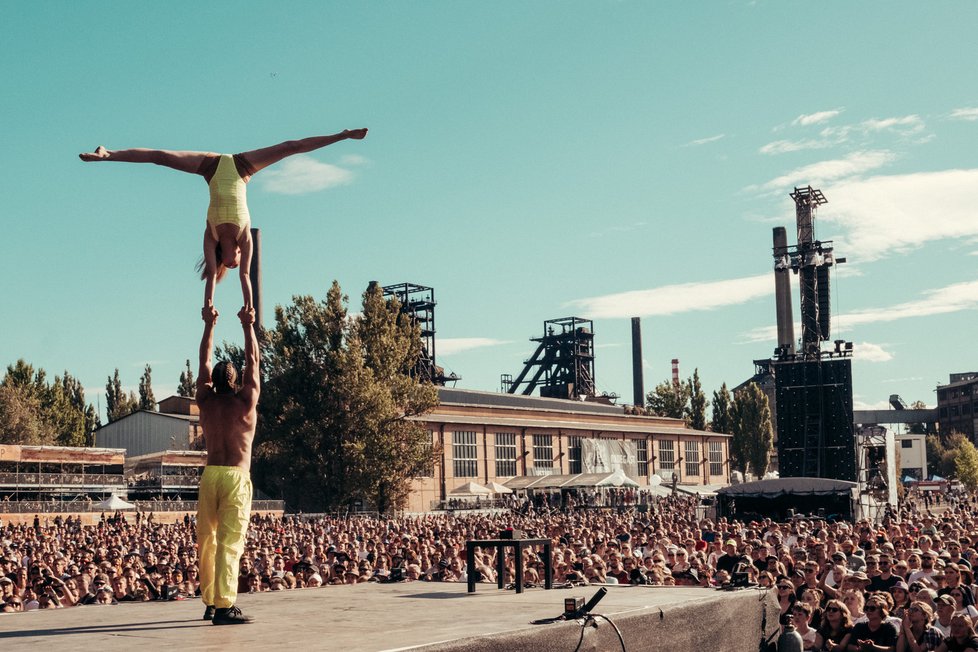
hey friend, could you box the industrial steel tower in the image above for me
[381,282,459,386]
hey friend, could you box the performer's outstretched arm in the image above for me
[79,146,212,175]
[196,306,218,400]
[240,129,367,176]
[238,307,260,404]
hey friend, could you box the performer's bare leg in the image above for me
[79,146,213,175]
[240,129,367,175]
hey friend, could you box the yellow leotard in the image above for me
[206,154,250,239]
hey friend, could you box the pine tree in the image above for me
[105,369,138,422]
[138,364,156,411]
[1,361,98,446]
[730,382,774,478]
[178,360,195,397]
[685,369,709,431]
[710,383,733,434]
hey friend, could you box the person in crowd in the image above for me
[848,593,899,651]
[896,601,945,652]
[815,599,855,652]
[792,601,819,650]
[934,615,978,652]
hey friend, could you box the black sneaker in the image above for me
[203,605,215,621]
[212,605,254,625]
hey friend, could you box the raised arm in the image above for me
[79,145,213,175]
[238,307,260,402]
[195,306,218,400]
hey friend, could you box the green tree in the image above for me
[105,369,138,423]
[138,364,156,411]
[178,360,195,397]
[225,280,439,513]
[710,383,733,434]
[955,439,978,491]
[685,369,708,431]
[926,433,966,479]
[0,383,49,444]
[646,379,691,421]
[908,400,929,435]
[45,372,89,446]
[730,382,774,477]
[1,362,97,446]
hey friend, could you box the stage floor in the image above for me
[0,582,778,652]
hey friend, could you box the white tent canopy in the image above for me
[95,495,136,510]
[484,481,513,494]
[450,481,492,496]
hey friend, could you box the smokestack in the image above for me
[249,227,263,334]
[773,226,795,357]
[631,317,644,407]
[671,359,680,386]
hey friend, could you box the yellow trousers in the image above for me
[197,466,252,609]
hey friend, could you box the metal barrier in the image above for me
[0,499,285,514]
[0,472,125,486]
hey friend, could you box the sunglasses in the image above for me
[825,606,842,613]
[865,605,881,612]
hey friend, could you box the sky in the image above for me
[2,2,977,424]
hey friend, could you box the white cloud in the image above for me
[793,110,842,126]
[340,154,369,166]
[823,168,978,261]
[437,338,509,355]
[861,115,925,133]
[741,279,978,343]
[684,134,725,147]
[852,398,892,411]
[259,155,354,195]
[759,139,836,155]
[819,114,925,141]
[881,376,924,385]
[852,342,893,362]
[950,107,978,121]
[567,274,771,319]
[751,150,896,193]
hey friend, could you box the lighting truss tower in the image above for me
[381,282,459,386]
[507,317,595,399]
[786,186,843,358]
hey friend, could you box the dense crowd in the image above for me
[4,486,978,650]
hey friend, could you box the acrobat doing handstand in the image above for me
[80,129,367,310]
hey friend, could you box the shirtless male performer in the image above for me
[196,304,259,625]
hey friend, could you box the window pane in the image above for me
[658,440,675,471]
[495,432,517,477]
[453,431,478,478]
[533,434,553,470]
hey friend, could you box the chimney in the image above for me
[671,359,680,386]
[631,318,644,407]
[773,226,795,357]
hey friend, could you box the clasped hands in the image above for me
[202,305,255,325]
